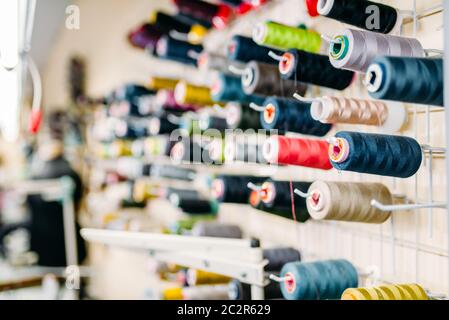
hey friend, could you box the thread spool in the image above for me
[227,35,284,63]
[156,35,203,65]
[224,138,266,164]
[258,179,311,222]
[109,140,133,158]
[170,137,219,164]
[175,81,214,106]
[310,96,407,133]
[279,49,354,90]
[263,135,332,170]
[114,121,148,140]
[148,116,180,136]
[212,175,267,203]
[366,56,443,107]
[128,23,163,52]
[155,90,198,112]
[183,285,230,300]
[198,51,244,74]
[133,180,159,203]
[305,181,392,223]
[175,12,213,29]
[173,0,233,29]
[186,269,231,286]
[280,259,358,300]
[211,74,266,105]
[328,29,425,73]
[169,215,216,234]
[150,11,192,34]
[342,283,429,300]
[148,77,179,91]
[329,131,422,178]
[225,102,262,130]
[305,0,319,17]
[242,62,307,98]
[191,222,243,238]
[260,97,331,136]
[163,187,200,200]
[162,287,183,300]
[263,247,301,272]
[199,114,229,132]
[252,21,322,53]
[170,194,219,215]
[317,0,400,34]
[229,279,283,300]
[150,164,196,181]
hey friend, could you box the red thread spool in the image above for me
[305,0,319,17]
[263,135,332,170]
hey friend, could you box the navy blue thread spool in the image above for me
[128,23,164,53]
[151,11,192,34]
[211,175,267,203]
[169,194,219,215]
[329,131,423,178]
[366,56,443,107]
[225,102,263,130]
[211,74,266,105]
[279,49,354,91]
[280,259,358,300]
[148,116,180,136]
[260,97,332,137]
[317,0,399,34]
[242,61,307,98]
[199,114,229,133]
[156,35,203,65]
[258,179,311,223]
[114,120,148,140]
[227,35,283,63]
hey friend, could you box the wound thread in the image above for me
[211,73,266,104]
[342,283,429,300]
[156,35,203,65]
[227,35,284,63]
[174,81,215,106]
[212,175,267,203]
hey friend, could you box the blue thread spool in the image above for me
[366,56,443,107]
[329,131,422,178]
[211,74,266,104]
[156,35,203,65]
[260,97,332,137]
[280,259,358,300]
[227,35,283,63]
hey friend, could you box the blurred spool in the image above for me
[156,35,203,65]
[328,29,424,73]
[163,187,200,200]
[263,247,301,272]
[128,23,163,52]
[114,120,148,140]
[162,287,183,300]
[150,164,196,181]
[155,89,198,112]
[310,96,407,133]
[188,24,208,43]
[259,179,311,222]
[149,11,192,34]
[191,222,243,238]
[305,181,392,223]
[229,279,283,300]
[144,135,176,157]
[279,49,354,90]
[212,175,267,203]
[173,0,233,29]
[175,12,213,29]
[148,116,180,136]
[227,35,283,63]
[170,138,217,164]
[133,180,159,203]
[305,0,319,17]
[186,269,231,286]
[225,102,262,130]
[211,74,266,105]
[252,21,323,53]
[175,81,215,106]
[198,51,244,73]
[341,283,429,300]
[317,0,400,34]
[328,131,422,178]
[263,135,332,170]
[280,259,358,300]
[242,61,306,98]
[109,140,133,158]
[260,97,332,136]
[199,114,229,132]
[170,194,219,215]
[169,215,216,234]
[148,77,179,91]
[183,285,230,300]
[366,56,444,107]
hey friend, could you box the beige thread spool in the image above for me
[306,181,393,223]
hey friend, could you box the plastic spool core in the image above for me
[328,137,350,163]
[329,35,348,61]
[263,103,276,124]
[262,136,279,164]
[279,52,295,75]
[156,37,168,57]
[284,272,296,294]
[308,189,325,211]
[365,64,383,93]
[317,0,334,15]
[148,118,161,136]
[211,179,224,199]
[242,66,255,88]
[249,190,261,207]
[310,99,328,121]
[261,182,275,204]
[252,23,267,44]
[174,82,187,104]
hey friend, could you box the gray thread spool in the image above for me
[191,222,243,239]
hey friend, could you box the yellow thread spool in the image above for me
[174,81,215,106]
[188,24,208,44]
[148,77,179,91]
[186,269,231,286]
[341,283,429,300]
[110,140,132,157]
[162,287,183,300]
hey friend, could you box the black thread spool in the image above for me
[150,164,196,181]
[169,194,219,215]
[260,97,332,137]
[148,116,180,136]
[191,222,243,238]
[366,56,444,107]
[151,11,192,34]
[259,180,311,222]
[114,120,148,140]
[227,35,284,63]
[220,0,243,7]
[317,0,399,34]
[156,35,203,66]
[279,49,354,90]
[329,131,423,178]
[263,247,301,272]
[228,278,283,300]
[225,102,262,130]
[170,138,216,165]
[141,164,152,176]
[115,83,155,102]
[211,175,267,203]
[128,23,164,53]
[175,12,212,29]
[242,61,307,98]
[199,114,229,132]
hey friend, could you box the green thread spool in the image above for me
[253,21,322,53]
